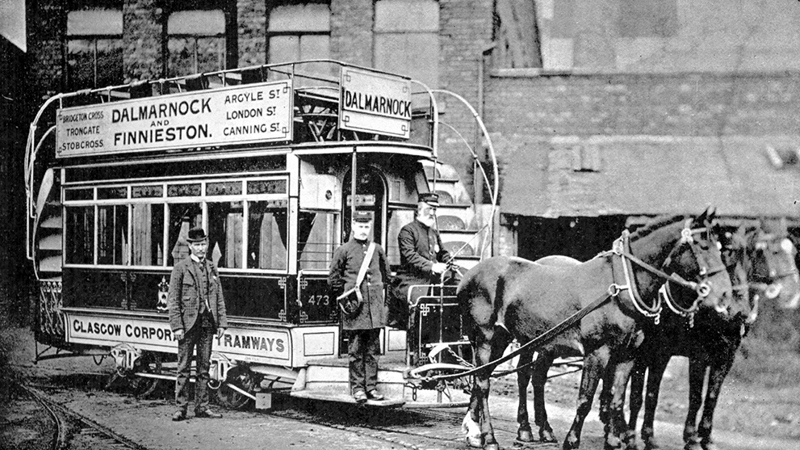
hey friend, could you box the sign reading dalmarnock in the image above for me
[339,67,412,139]
[64,312,291,363]
[55,80,293,158]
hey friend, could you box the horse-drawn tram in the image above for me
[24,60,498,410]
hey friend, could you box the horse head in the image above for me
[634,207,735,319]
[717,223,754,323]
[748,217,800,309]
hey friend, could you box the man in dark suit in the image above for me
[167,227,228,421]
[329,211,390,403]
[390,193,452,363]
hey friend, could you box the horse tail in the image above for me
[493,273,510,334]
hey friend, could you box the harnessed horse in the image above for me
[457,210,735,450]
[626,219,800,450]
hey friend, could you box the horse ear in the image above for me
[695,206,714,225]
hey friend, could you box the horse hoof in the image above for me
[539,428,558,443]
[643,437,660,450]
[484,443,501,450]
[562,436,580,450]
[701,440,719,450]
[684,437,703,450]
[466,436,484,448]
[604,435,623,450]
[517,428,534,443]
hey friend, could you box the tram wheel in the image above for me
[129,352,164,398]
[215,366,256,409]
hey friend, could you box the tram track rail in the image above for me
[17,382,151,450]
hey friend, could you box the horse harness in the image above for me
[415,221,725,382]
[611,220,727,327]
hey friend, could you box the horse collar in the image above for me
[659,283,698,328]
[612,231,663,324]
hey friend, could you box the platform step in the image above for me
[289,391,405,407]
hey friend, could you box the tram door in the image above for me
[341,167,386,248]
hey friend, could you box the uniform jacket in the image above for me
[396,219,451,287]
[167,257,228,333]
[329,238,389,330]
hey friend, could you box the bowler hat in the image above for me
[352,210,374,223]
[186,227,208,242]
[418,192,439,207]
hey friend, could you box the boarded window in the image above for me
[268,2,331,63]
[374,0,439,87]
[167,10,226,77]
[66,9,123,90]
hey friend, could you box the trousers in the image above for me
[347,328,381,394]
[175,316,215,412]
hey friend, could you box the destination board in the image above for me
[55,80,293,158]
[339,67,412,139]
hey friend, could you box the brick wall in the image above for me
[27,1,63,95]
[438,0,493,197]
[238,0,266,67]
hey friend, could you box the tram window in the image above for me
[168,203,202,266]
[97,205,129,265]
[387,209,415,267]
[298,211,338,270]
[65,206,94,265]
[131,204,165,267]
[247,201,288,270]
[208,202,244,269]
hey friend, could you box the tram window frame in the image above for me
[297,209,339,272]
[62,177,291,273]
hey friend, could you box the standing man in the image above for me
[390,193,451,362]
[168,227,228,421]
[329,211,390,403]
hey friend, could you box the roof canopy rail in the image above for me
[129,80,152,99]
[185,74,209,91]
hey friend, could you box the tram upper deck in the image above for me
[25,61,495,344]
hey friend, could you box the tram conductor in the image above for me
[329,211,389,403]
[167,227,228,421]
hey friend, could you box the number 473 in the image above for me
[305,294,330,307]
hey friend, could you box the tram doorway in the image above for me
[342,167,387,247]
[517,215,629,262]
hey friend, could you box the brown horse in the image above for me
[626,218,800,450]
[457,211,735,450]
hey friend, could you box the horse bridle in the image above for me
[612,220,728,324]
[749,233,799,291]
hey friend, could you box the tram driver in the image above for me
[390,192,452,364]
[329,211,390,403]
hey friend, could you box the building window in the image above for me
[267,1,330,65]
[494,0,543,69]
[167,10,226,77]
[374,0,439,87]
[66,9,123,90]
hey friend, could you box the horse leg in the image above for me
[532,352,557,442]
[515,349,535,442]
[640,354,671,450]
[696,352,736,450]
[465,329,511,450]
[683,358,707,450]
[626,356,647,448]
[604,357,636,450]
[563,347,609,450]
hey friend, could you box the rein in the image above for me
[409,288,614,381]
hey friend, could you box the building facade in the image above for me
[23,0,800,261]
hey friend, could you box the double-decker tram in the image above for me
[24,60,498,409]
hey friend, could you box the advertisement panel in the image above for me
[55,80,293,158]
[339,67,412,138]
